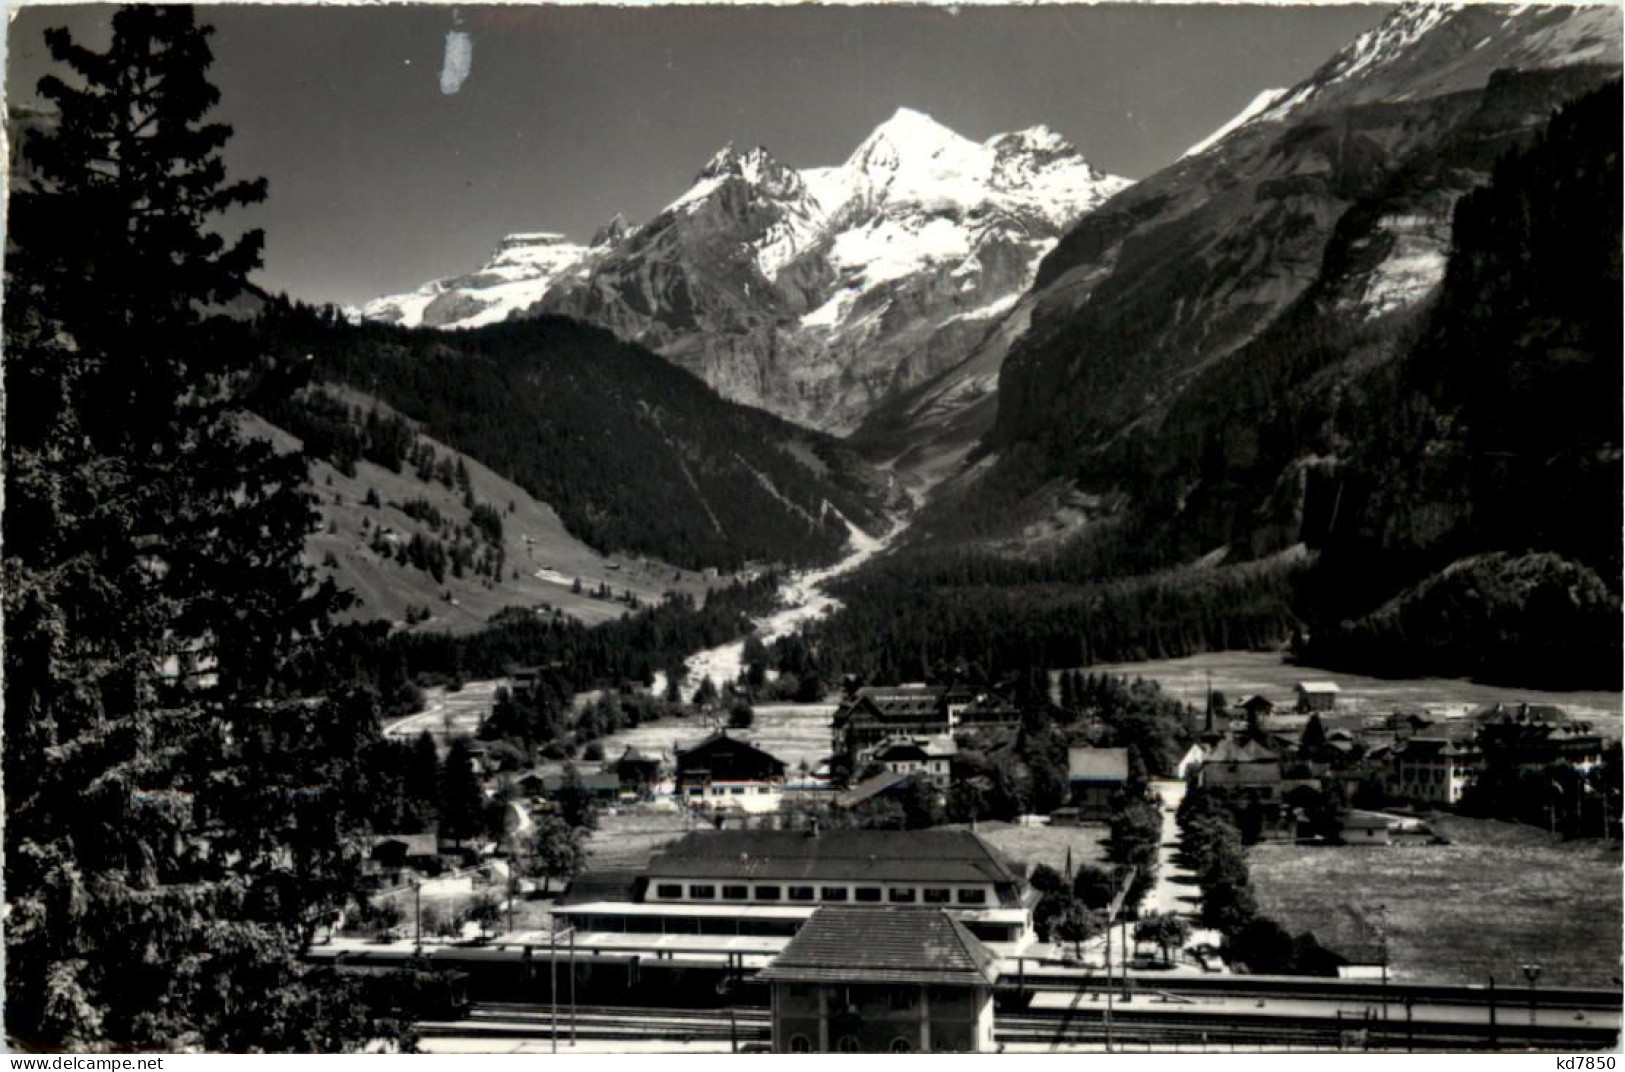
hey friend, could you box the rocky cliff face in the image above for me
[987,3,1620,479]
[351,108,1126,434]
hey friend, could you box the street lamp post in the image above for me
[1522,963,1542,1028]
[413,879,423,950]
[1374,904,1389,1023]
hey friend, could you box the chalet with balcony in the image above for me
[674,731,787,803]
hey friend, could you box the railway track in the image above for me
[423,999,1618,1051]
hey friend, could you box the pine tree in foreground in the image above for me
[4,6,400,1051]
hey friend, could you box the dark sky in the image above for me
[7,3,1392,306]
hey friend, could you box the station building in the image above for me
[552,827,1037,954]
[756,906,998,1053]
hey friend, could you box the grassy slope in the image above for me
[242,388,723,634]
[1249,815,1623,988]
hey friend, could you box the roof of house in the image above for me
[369,833,439,857]
[1238,694,1275,710]
[532,770,622,793]
[1395,737,1479,758]
[957,693,1021,719]
[1067,747,1130,783]
[872,735,957,761]
[873,741,929,762]
[675,731,787,772]
[1206,737,1279,764]
[755,906,997,988]
[1469,702,1569,726]
[642,829,1024,894]
[854,685,946,701]
[558,869,645,906]
[836,688,950,726]
[1296,681,1342,694]
[833,770,913,809]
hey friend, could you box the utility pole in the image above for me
[1373,903,1390,1023]
[414,879,422,950]
[569,928,577,1046]
[1103,917,1113,1053]
[1203,671,1214,735]
[550,927,559,1053]
[1522,963,1542,1029]
[1102,866,1135,1053]
[1487,974,1498,1049]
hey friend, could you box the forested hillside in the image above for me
[240,390,715,632]
[254,302,892,572]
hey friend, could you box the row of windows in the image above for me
[651,883,988,906]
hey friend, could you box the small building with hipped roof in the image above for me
[756,905,997,1053]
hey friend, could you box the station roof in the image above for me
[757,907,996,988]
[643,828,1024,893]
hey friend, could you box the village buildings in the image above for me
[831,685,1019,757]
[1294,681,1342,712]
[1391,737,1483,805]
[870,736,957,788]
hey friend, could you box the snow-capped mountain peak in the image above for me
[1321,1,1464,86]
[353,106,1131,432]
[846,106,972,172]
[591,212,632,248]
[671,142,807,214]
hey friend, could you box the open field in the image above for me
[591,703,837,774]
[957,819,1113,878]
[1089,651,1622,739]
[1249,814,1623,988]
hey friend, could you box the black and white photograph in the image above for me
[3,0,1621,1055]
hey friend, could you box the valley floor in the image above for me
[1089,651,1623,740]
